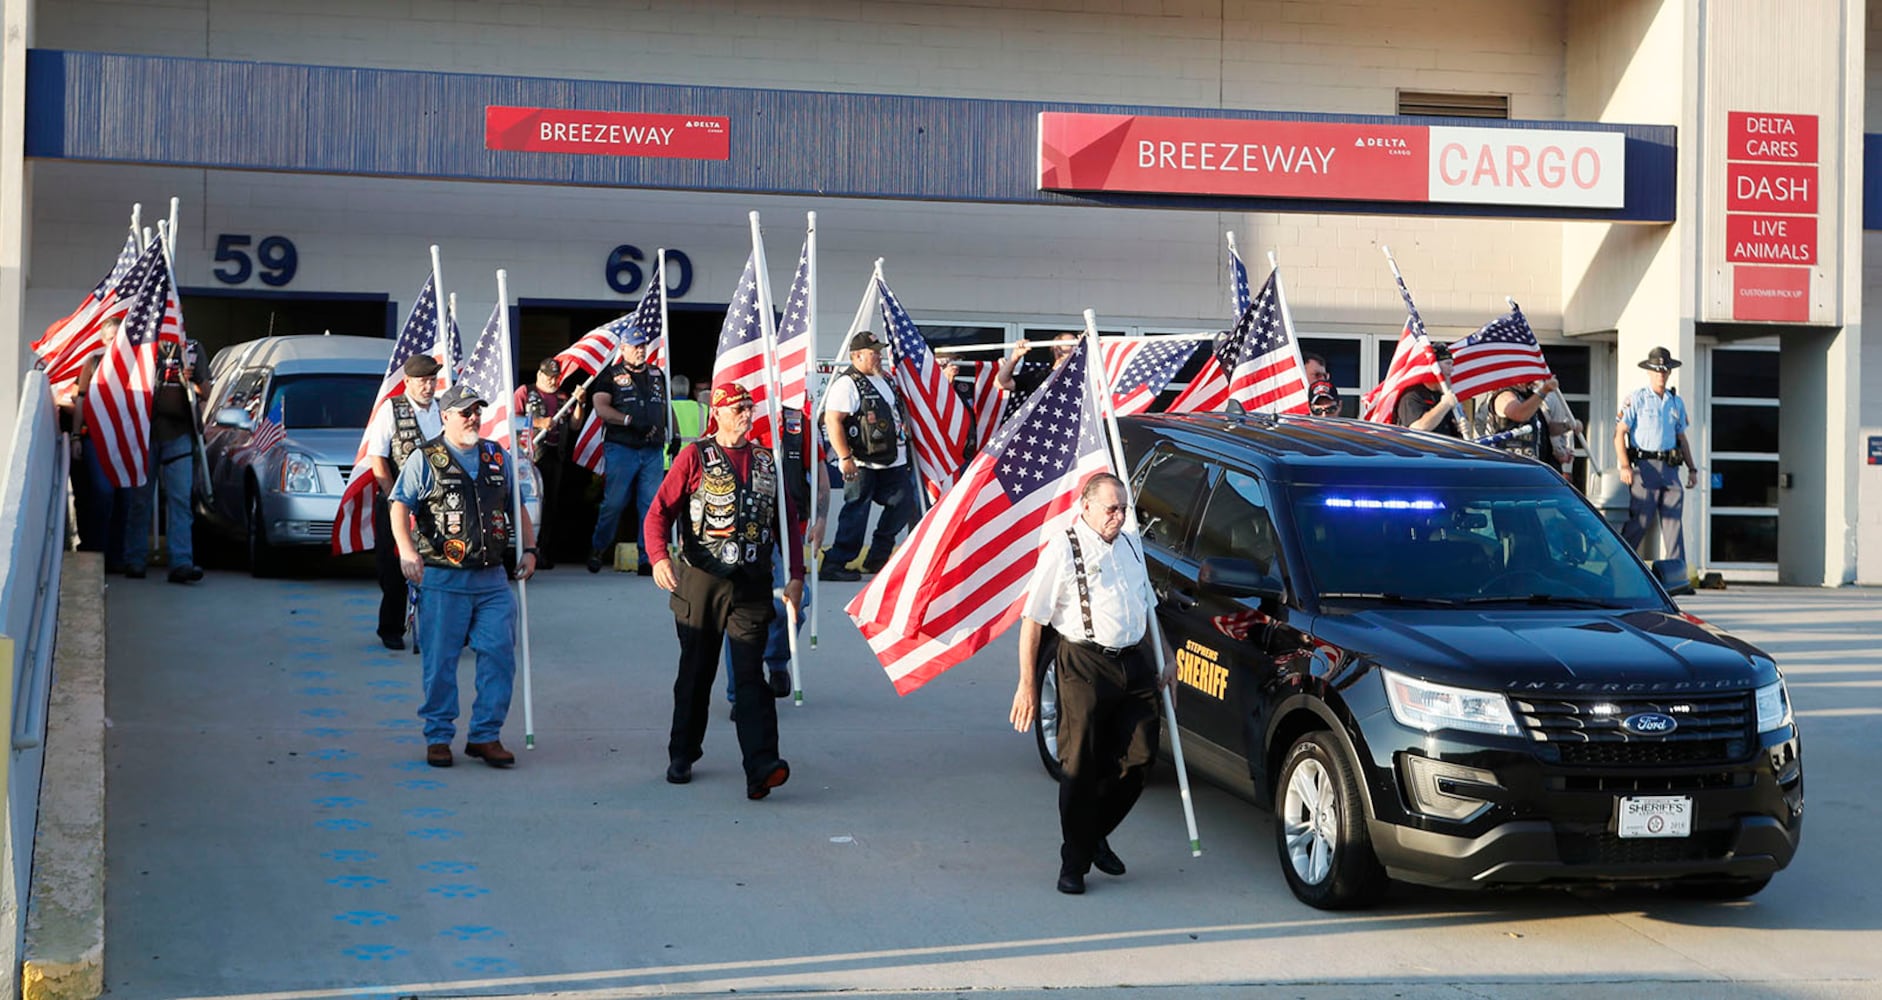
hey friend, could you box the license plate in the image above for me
[1617,795,1693,838]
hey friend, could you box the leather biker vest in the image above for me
[411,438,512,570]
[682,442,777,578]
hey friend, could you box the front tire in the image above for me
[1033,660,1065,782]
[1274,731,1387,909]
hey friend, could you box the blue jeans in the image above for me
[124,435,195,570]
[416,569,517,745]
[726,557,809,701]
[591,442,664,553]
[825,464,914,569]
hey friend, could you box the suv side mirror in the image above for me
[1651,558,1695,597]
[1199,556,1285,604]
[213,407,254,431]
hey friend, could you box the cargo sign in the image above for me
[485,106,730,160]
[1725,111,1818,323]
[1036,112,1627,209]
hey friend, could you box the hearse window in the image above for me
[1131,449,1209,550]
[1194,470,1287,585]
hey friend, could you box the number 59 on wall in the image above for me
[212,234,298,287]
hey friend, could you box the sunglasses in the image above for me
[725,403,755,413]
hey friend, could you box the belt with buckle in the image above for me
[1066,638,1129,658]
[1628,448,1681,463]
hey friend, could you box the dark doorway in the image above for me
[179,288,393,363]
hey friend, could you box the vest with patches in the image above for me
[602,363,667,447]
[842,369,899,463]
[1473,386,1544,461]
[388,396,428,468]
[522,384,562,448]
[411,438,512,570]
[682,442,778,578]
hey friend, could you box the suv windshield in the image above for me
[266,374,381,430]
[1290,484,1665,609]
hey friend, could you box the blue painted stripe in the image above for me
[26,49,1677,223]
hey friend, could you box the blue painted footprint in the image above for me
[340,943,410,961]
[427,883,490,899]
[333,910,398,927]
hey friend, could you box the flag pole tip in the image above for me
[525,736,536,750]
[1190,845,1202,857]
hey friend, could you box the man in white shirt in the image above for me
[1011,472,1174,895]
[367,354,445,649]
[819,332,914,581]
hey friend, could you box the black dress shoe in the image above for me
[587,551,604,573]
[1057,868,1087,895]
[380,634,406,651]
[1093,841,1126,877]
[666,759,692,784]
[747,760,790,800]
[123,565,146,579]
[818,565,860,582]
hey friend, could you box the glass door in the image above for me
[1704,344,1780,572]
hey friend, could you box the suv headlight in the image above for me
[1755,679,1792,732]
[279,451,320,494]
[1383,669,1521,738]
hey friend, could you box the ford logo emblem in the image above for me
[1622,712,1679,735]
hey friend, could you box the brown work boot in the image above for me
[464,740,516,768]
[425,744,453,768]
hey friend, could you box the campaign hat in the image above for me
[1638,346,1682,371]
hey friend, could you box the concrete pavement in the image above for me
[99,569,1882,999]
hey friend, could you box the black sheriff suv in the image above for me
[1037,413,1803,909]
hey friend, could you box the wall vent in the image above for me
[1396,90,1511,119]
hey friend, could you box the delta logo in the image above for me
[1354,136,1414,156]
[684,119,726,132]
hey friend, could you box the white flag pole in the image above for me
[804,212,821,652]
[165,197,179,269]
[1381,246,1467,429]
[655,247,671,444]
[429,245,449,367]
[749,212,803,704]
[497,269,537,750]
[129,203,142,242]
[1084,308,1203,858]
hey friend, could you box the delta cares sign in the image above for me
[1037,112,1626,209]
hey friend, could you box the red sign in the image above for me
[1726,213,1817,265]
[1040,112,1430,202]
[1727,112,1818,163]
[1727,162,1817,214]
[1732,265,1811,322]
[485,106,730,160]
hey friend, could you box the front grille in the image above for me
[308,520,334,535]
[1552,771,1749,794]
[1555,829,1735,866]
[337,467,353,484]
[1514,691,1753,766]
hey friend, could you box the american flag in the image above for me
[571,412,604,474]
[35,232,142,389]
[1163,330,1237,413]
[965,360,1008,448]
[250,396,286,456]
[557,315,631,380]
[775,238,812,414]
[876,276,969,501]
[710,253,778,446]
[1228,237,1252,319]
[1446,306,1553,401]
[639,255,668,371]
[439,304,462,390]
[331,273,442,554]
[1359,321,1438,424]
[1225,271,1310,414]
[459,304,516,450]
[1106,338,1199,416]
[847,338,1110,695]
[83,237,174,488]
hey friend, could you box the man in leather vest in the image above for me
[368,354,445,649]
[587,326,669,574]
[724,404,821,709]
[389,384,537,769]
[645,385,805,800]
[123,336,207,582]
[513,357,583,568]
[1474,376,1562,468]
[819,332,914,582]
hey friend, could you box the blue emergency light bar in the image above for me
[1322,497,1446,510]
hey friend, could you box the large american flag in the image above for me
[35,232,142,390]
[876,276,968,501]
[557,315,632,380]
[571,412,604,474]
[250,396,286,457]
[459,304,516,450]
[775,238,812,414]
[1359,321,1438,424]
[83,237,174,488]
[1163,330,1237,413]
[331,273,441,554]
[847,338,1110,695]
[711,253,778,446]
[965,360,1007,449]
[1107,338,1199,416]
[1225,271,1310,414]
[640,255,668,371]
[1446,306,1553,401]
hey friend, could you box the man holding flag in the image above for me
[586,326,668,574]
[122,336,208,582]
[367,355,444,648]
[1012,471,1174,895]
[389,383,537,769]
[820,332,913,581]
[1392,341,1461,437]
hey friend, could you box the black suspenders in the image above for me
[1065,526,1096,643]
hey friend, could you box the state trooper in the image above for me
[367,353,444,649]
[1010,472,1175,895]
[587,325,668,574]
[645,385,804,800]
[389,384,537,769]
[819,332,913,581]
[1614,346,1699,563]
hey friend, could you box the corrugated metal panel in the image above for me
[26,49,1678,223]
